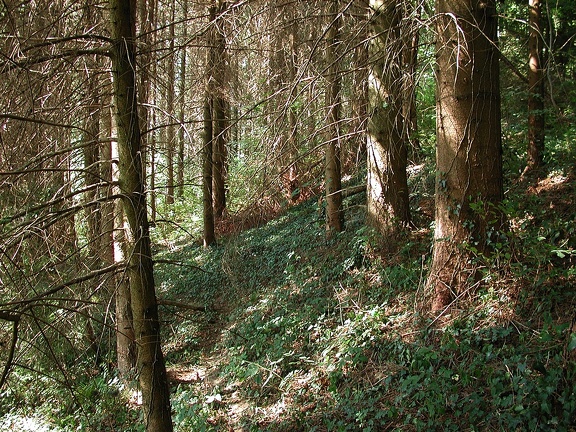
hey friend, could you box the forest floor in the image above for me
[150,166,576,431]
[1,163,575,432]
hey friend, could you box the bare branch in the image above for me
[0,48,111,74]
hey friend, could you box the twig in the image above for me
[154,258,210,273]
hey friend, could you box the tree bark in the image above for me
[203,95,216,247]
[367,0,411,235]
[212,0,228,219]
[325,0,344,235]
[402,1,421,158]
[109,0,173,430]
[352,0,369,163]
[427,0,505,312]
[177,0,188,199]
[165,2,176,206]
[82,75,102,265]
[525,0,545,174]
[203,4,218,247]
[103,97,136,377]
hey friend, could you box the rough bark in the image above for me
[203,4,217,247]
[212,0,228,219]
[367,0,411,235]
[427,0,505,312]
[109,0,173,429]
[103,99,136,377]
[203,95,216,247]
[325,0,344,235]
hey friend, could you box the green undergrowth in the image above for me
[2,134,575,431]
[153,188,576,431]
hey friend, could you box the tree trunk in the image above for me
[352,0,369,164]
[427,0,505,312]
[83,76,102,265]
[203,95,216,247]
[367,1,411,235]
[212,0,228,219]
[137,0,155,207]
[325,0,344,235]
[103,98,137,377]
[525,0,545,174]
[177,0,188,199]
[165,2,176,205]
[109,1,173,430]
[402,1,421,158]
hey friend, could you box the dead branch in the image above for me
[0,319,19,390]
[153,258,210,273]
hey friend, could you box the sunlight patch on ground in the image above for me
[0,414,60,431]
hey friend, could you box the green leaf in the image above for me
[568,334,576,351]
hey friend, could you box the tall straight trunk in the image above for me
[104,98,136,377]
[352,0,369,163]
[286,5,299,201]
[165,3,176,205]
[203,96,216,247]
[367,0,411,234]
[113,196,137,377]
[109,1,173,430]
[83,76,102,264]
[212,0,228,218]
[325,0,344,234]
[177,0,188,199]
[137,0,155,202]
[525,0,545,174]
[203,4,217,247]
[402,1,421,157]
[427,0,504,311]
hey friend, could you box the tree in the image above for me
[108,0,173,429]
[203,3,217,247]
[165,1,176,206]
[212,0,229,219]
[525,0,545,175]
[427,0,505,311]
[177,0,189,199]
[402,0,422,157]
[367,0,411,235]
[325,0,344,234]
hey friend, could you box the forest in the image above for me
[0,0,575,430]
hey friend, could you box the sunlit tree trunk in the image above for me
[101,94,137,377]
[109,0,173,429]
[367,0,411,235]
[525,0,545,174]
[427,0,505,312]
[325,0,344,234]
